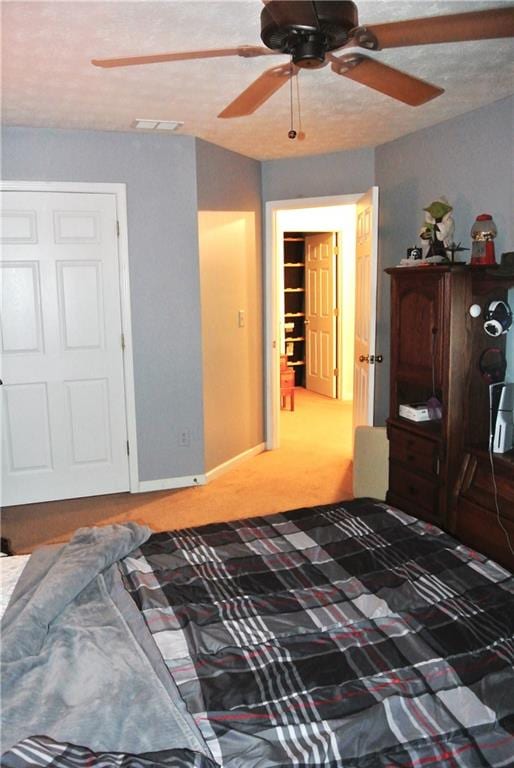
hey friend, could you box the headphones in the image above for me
[478,347,506,384]
[483,300,512,337]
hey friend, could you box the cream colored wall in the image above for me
[199,211,263,472]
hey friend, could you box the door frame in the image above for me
[1,180,139,493]
[265,194,361,450]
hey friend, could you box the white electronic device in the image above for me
[489,382,514,453]
[399,401,442,422]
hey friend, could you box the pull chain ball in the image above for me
[288,129,297,139]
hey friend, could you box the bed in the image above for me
[2,498,514,767]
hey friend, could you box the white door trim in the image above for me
[1,180,139,492]
[265,194,361,450]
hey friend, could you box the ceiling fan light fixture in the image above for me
[261,1,358,58]
[292,33,326,68]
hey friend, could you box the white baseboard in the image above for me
[136,443,266,492]
[137,474,207,493]
[205,443,266,482]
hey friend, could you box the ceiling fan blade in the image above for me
[329,53,443,106]
[218,63,293,118]
[262,0,319,29]
[361,7,514,50]
[92,45,276,68]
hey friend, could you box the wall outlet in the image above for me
[178,429,191,447]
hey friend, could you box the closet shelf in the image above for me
[284,232,306,386]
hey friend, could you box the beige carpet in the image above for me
[1,389,354,553]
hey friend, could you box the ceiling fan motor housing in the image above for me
[261,1,359,68]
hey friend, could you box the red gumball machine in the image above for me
[470,214,497,266]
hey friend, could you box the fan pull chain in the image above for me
[288,62,297,140]
[295,71,305,141]
[287,66,305,141]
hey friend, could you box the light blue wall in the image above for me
[261,147,375,202]
[3,97,512,474]
[375,96,514,423]
[1,126,206,481]
[196,138,262,213]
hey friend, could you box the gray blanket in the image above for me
[1,523,211,761]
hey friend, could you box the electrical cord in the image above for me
[431,328,437,397]
[488,400,514,557]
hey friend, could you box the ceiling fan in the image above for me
[92,1,514,117]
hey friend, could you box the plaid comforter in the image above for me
[120,499,514,768]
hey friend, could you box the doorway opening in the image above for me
[265,191,378,452]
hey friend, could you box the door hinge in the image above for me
[121,333,126,351]
[126,440,130,456]
[116,220,120,237]
[334,368,338,377]
[333,307,339,317]
[333,246,339,256]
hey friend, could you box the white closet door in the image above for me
[305,232,337,398]
[1,191,130,505]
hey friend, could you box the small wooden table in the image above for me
[280,368,295,411]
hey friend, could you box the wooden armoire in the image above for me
[385,265,514,570]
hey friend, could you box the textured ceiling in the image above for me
[2,0,513,160]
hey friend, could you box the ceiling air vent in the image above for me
[132,119,184,131]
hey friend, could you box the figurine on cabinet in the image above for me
[419,198,454,261]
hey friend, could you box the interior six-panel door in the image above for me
[305,232,337,398]
[1,190,130,505]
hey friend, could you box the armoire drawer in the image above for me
[454,496,514,571]
[388,461,439,516]
[459,453,514,520]
[388,425,440,477]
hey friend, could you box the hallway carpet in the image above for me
[2,389,353,553]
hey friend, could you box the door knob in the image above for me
[359,355,369,363]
